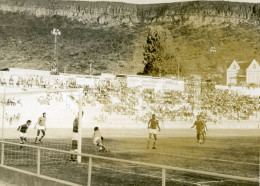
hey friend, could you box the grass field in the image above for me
[1,129,260,186]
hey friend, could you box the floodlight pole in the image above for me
[210,46,216,69]
[89,61,93,75]
[177,58,179,80]
[51,28,61,74]
[210,46,216,81]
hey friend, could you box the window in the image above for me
[253,64,256,69]
[233,65,236,70]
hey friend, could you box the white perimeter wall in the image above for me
[215,85,260,96]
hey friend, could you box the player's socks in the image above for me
[20,137,23,144]
[153,141,156,148]
[39,136,43,143]
[147,140,150,149]
[35,137,38,143]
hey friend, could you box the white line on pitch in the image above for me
[155,152,259,166]
[196,180,231,185]
[113,150,258,166]
[91,164,199,185]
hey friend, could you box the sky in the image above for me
[67,0,260,4]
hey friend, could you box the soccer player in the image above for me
[17,120,32,144]
[191,114,208,143]
[34,112,47,144]
[147,114,161,149]
[92,126,109,152]
[70,111,84,161]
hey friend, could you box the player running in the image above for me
[17,120,32,149]
[92,127,110,152]
[191,114,208,144]
[34,112,47,144]
[17,120,32,144]
[147,114,161,149]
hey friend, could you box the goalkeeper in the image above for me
[92,127,110,152]
[70,111,84,161]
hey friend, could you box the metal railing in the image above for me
[0,140,258,186]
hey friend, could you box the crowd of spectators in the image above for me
[201,89,259,121]
[1,72,259,124]
[5,113,21,126]
[0,74,78,89]
[82,81,260,124]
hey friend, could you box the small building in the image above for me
[226,59,259,86]
[246,59,260,85]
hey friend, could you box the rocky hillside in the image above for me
[0,0,260,75]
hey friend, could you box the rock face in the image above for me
[0,0,259,27]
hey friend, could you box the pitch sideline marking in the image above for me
[113,150,259,166]
[155,152,259,166]
[196,180,232,185]
[90,164,204,185]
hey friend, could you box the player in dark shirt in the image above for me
[191,115,207,143]
[17,120,32,144]
[70,111,84,161]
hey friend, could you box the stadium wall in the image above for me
[0,166,79,186]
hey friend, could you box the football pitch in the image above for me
[1,129,260,186]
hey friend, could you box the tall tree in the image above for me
[142,26,182,77]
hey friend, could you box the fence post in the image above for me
[1,143,4,165]
[37,148,40,175]
[2,86,6,141]
[77,88,83,163]
[162,168,166,186]
[88,157,92,186]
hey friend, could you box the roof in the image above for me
[251,59,260,66]
[226,60,252,70]
[237,61,251,70]
[226,61,233,69]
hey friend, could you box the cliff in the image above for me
[0,0,259,26]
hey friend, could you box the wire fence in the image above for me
[0,141,258,186]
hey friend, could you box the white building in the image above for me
[226,59,260,86]
[246,59,260,85]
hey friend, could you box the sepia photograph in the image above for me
[0,0,259,185]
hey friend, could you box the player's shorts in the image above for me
[93,136,102,146]
[37,126,45,130]
[72,132,78,140]
[149,129,158,135]
[70,148,78,153]
[197,129,205,133]
[19,132,26,137]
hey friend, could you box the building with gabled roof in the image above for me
[226,59,260,86]
[246,59,260,85]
